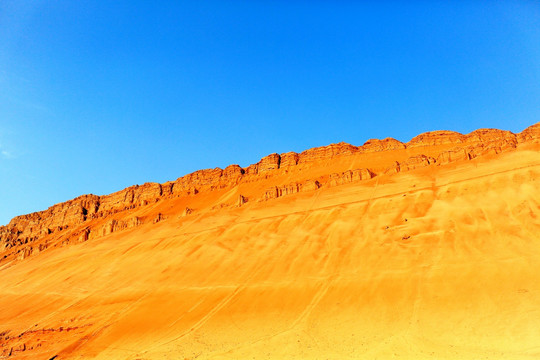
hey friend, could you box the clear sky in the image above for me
[1,1,539,225]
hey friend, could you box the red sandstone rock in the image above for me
[361,138,405,152]
[1,122,538,263]
[459,129,518,159]
[298,142,359,164]
[258,154,281,172]
[518,123,540,143]
[279,183,302,196]
[172,168,223,195]
[244,164,259,176]
[407,131,465,147]
[329,169,373,187]
[402,155,436,171]
[263,186,279,200]
[465,128,517,146]
[280,152,299,168]
[436,147,471,164]
[262,183,301,200]
[221,165,244,187]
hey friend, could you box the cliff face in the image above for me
[362,137,406,152]
[1,123,538,263]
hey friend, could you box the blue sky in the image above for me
[1,1,539,225]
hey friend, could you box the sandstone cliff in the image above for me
[1,123,538,263]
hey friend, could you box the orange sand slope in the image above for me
[1,125,540,359]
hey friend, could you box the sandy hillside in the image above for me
[1,125,540,359]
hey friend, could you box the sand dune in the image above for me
[1,128,539,359]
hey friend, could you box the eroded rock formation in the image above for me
[1,123,537,263]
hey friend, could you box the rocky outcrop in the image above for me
[258,154,281,172]
[465,128,516,145]
[280,152,299,168]
[407,131,465,147]
[262,169,373,201]
[262,180,321,201]
[1,122,538,263]
[298,142,359,164]
[90,216,142,240]
[401,155,436,171]
[263,185,295,200]
[436,148,471,165]
[361,138,405,152]
[465,129,518,157]
[328,169,374,187]
[406,128,521,162]
[172,168,222,194]
[221,165,244,186]
[518,123,540,143]
[407,128,520,158]
[99,183,163,217]
[1,194,101,250]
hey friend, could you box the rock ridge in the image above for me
[1,122,538,262]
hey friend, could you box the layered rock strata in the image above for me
[1,123,538,263]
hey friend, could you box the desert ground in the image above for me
[1,128,539,359]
